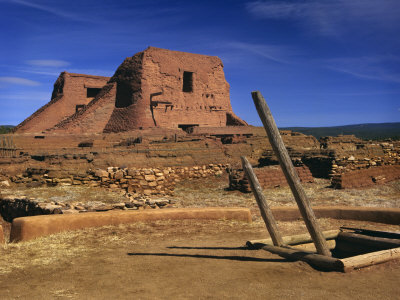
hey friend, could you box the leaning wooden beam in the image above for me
[251,91,331,256]
[341,247,400,272]
[241,156,284,246]
[262,244,343,271]
[247,229,339,249]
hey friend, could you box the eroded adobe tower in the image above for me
[14,47,247,134]
[14,73,109,133]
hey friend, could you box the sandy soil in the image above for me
[1,218,399,299]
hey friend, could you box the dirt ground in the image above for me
[0,177,399,299]
[0,217,399,299]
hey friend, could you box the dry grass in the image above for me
[173,175,400,209]
[0,184,127,204]
[2,175,399,209]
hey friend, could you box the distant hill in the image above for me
[0,125,15,134]
[2,123,399,140]
[280,122,400,141]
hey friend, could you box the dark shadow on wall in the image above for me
[115,81,134,108]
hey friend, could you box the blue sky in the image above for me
[0,0,399,127]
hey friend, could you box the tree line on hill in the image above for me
[1,122,399,140]
[0,125,14,134]
[280,122,400,141]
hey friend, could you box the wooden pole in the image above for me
[247,229,340,249]
[241,156,284,246]
[262,244,343,271]
[251,91,331,256]
[341,247,400,272]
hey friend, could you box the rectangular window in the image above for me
[182,71,193,93]
[87,87,101,98]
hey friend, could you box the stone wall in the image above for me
[9,164,227,197]
[228,165,314,193]
[0,195,177,222]
[330,142,400,177]
[331,165,400,189]
[2,164,227,221]
[0,196,64,222]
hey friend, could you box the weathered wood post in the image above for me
[251,91,331,256]
[241,156,284,246]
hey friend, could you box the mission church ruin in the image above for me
[14,47,247,134]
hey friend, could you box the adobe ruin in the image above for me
[14,47,247,134]
[14,73,110,133]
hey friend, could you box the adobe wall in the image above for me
[142,47,231,128]
[331,165,400,189]
[13,47,246,134]
[103,51,150,132]
[103,47,246,132]
[228,165,314,192]
[14,72,109,133]
[51,83,117,134]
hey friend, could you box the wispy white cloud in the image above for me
[226,41,294,64]
[20,69,61,76]
[246,0,400,36]
[20,59,70,76]
[7,0,183,26]
[0,76,40,87]
[9,0,92,22]
[0,91,50,101]
[26,59,69,67]
[325,55,400,83]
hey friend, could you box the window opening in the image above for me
[86,87,101,98]
[182,71,193,93]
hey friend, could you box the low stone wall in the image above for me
[0,196,61,222]
[94,164,226,196]
[331,165,400,189]
[329,142,400,177]
[9,164,227,196]
[229,165,314,193]
[0,195,176,222]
